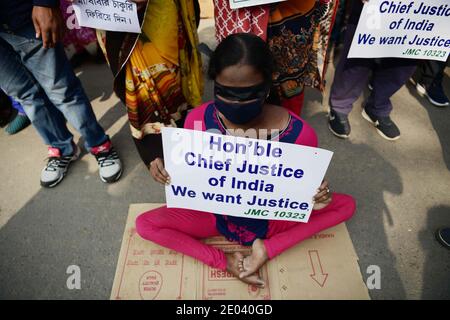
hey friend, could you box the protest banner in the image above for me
[229,0,286,10]
[348,0,450,62]
[162,127,333,223]
[72,0,141,33]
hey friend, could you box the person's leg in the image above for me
[0,89,17,127]
[1,23,108,153]
[263,193,356,259]
[361,58,417,140]
[0,35,83,186]
[133,134,164,167]
[5,96,31,135]
[6,24,122,182]
[328,24,373,138]
[0,36,74,148]
[412,59,449,107]
[330,0,344,45]
[135,206,227,270]
[10,96,25,115]
[329,24,373,115]
[365,59,417,118]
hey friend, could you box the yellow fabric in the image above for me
[178,0,203,108]
[143,0,179,66]
[124,0,203,138]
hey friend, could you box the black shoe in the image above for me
[362,108,400,141]
[436,228,450,249]
[415,81,449,107]
[328,109,350,139]
[5,113,30,135]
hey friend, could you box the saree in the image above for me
[214,0,338,113]
[97,0,203,144]
[268,0,338,96]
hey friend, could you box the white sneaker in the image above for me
[40,144,80,188]
[91,140,122,183]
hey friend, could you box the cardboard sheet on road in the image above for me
[110,204,370,300]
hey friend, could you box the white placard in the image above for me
[73,0,141,33]
[162,128,333,223]
[348,0,450,62]
[229,0,286,10]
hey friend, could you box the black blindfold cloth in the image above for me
[214,81,270,101]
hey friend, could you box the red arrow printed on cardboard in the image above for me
[308,250,328,287]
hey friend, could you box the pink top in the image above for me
[184,102,318,147]
[183,101,319,245]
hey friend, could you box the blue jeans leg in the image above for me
[0,23,108,155]
[0,36,74,153]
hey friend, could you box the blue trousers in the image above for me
[0,23,107,156]
[330,24,418,117]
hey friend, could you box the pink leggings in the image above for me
[136,193,356,271]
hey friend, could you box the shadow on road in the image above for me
[405,74,450,171]
[306,111,407,299]
[419,205,450,299]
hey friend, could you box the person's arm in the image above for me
[32,0,64,49]
[149,158,170,185]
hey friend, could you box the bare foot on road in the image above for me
[227,252,265,288]
[238,239,269,279]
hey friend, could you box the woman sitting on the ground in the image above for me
[136,33,356,287]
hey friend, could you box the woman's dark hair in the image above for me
[208,33,274,85]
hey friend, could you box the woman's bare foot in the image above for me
[238,239,269,279]
[226,252,265,288]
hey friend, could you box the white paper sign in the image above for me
[162,128,333,223]
[229,0,286,10]
[348,0,450,62]
[73,0,141,33]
